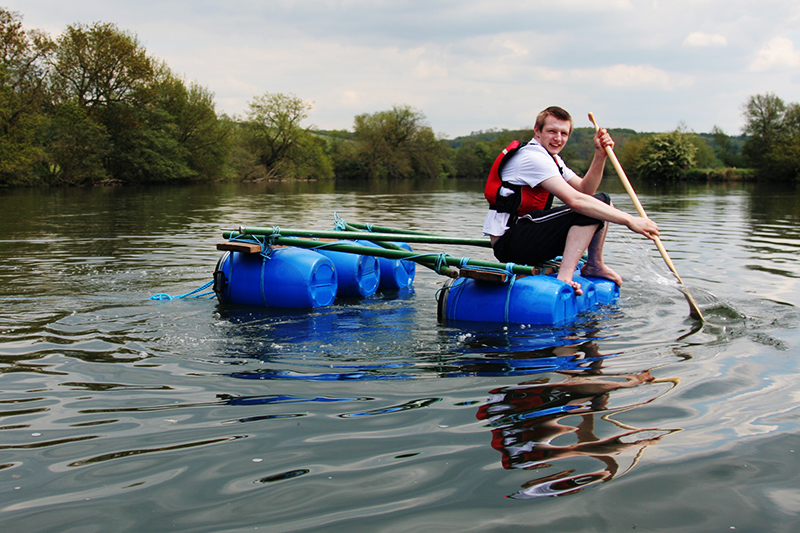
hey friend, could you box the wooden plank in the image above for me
[458,268,509,283]
[458,265,555,283]
[216,241,262,254]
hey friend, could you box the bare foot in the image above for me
[557,276,583,296]
[581,263,623,286]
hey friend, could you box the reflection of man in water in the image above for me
[477,361,678,498]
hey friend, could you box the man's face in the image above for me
[534,116,571,156]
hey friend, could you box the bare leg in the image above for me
[557,224,598,296]
[580,219,623,286]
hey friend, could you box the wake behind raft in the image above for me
[211,221,619,326]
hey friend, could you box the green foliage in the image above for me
[44,24,228,184]
[447,129,530,179]
[618,135,646,174]
[350,105,445,179]
[683,168,756,181]
[634,130,697,181]
[742,93,800,180]
[240,92,333,180]
[0,9,54,185]
[152,76,230,180]
[38,100,110,184]
[687,134,720,169]
[708,126,745,168]
[50,22,154,108]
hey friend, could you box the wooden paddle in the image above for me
[588,113,704,322]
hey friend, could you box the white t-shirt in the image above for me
[482,140,578,236]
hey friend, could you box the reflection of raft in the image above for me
[212,221,619,325]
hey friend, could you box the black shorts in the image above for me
[493,192,611,265]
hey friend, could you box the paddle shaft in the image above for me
[588,113,703,321]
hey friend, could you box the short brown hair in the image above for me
[535,106,573,134]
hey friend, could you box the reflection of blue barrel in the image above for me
[438,274,619,325]
[315,241,381,299]
[214,248,337,308]
[355,240,416,290]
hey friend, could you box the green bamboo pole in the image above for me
[222,233,539,276]
[234,226,493,248]
[341,222,408,252]
[225,231,450,275]
[343,221,440,237]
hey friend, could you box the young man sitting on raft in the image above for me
[483,106,660,295]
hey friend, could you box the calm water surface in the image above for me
[1,179,799,532]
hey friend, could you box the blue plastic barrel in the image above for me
[571,273,598,312]
[355,240,416,290]
[586,275,620,304]
[315,241,381,299]
[214,247,337,308]
[438,274,620,325]
[438,275,576,325]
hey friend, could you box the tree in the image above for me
[687,134,720,169]
[710,125,741,167]
[47,21,161,183]
[47,24,226,184]
[241,92,332,179]
[50,22,154,108]
[0,9,54,185]
[742,93,786,171]
[151,74,230,180]
[452,139,494,179]
[245,92,311,169]
[38,100,110,184]
[352,105,445,179]
[767,102,800,180]
[742,93,800,180]
[634,130,697,180]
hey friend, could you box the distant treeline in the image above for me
[2,9,798,187]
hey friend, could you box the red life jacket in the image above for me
[484,140,554,217]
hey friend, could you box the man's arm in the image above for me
[567,128,614,195]
[541,176,659,240]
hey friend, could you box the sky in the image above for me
[5,0,800,138]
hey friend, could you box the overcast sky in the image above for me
[6,0,800,138]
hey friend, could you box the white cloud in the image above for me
[569,64,694,90]
[414,59,448,80]
[683,32,728,47]
[500,39,529,59]
[749,36,800,71]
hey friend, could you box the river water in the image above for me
[1,179,799,532]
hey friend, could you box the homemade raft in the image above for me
[212,219,619,325]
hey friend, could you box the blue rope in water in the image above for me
[149,280,215,301]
